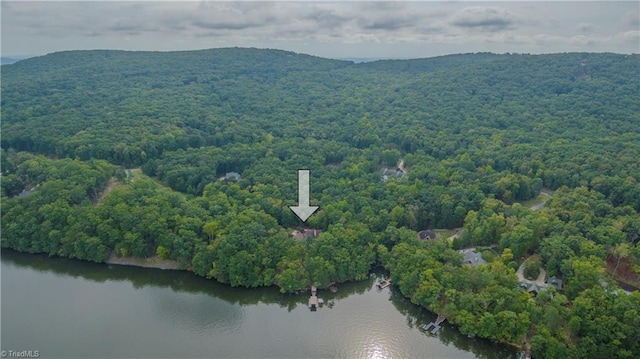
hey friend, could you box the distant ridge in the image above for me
[335,57,389,63]
[4,47,352,75]
[2,47,637,168]
[1,56,35,65]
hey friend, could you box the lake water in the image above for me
[1,250,518,358]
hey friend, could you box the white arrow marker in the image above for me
[289,169,319,222]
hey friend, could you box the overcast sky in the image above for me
[2,1,639,59]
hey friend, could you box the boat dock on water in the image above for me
[421,315,446,334]
[308,295,319,310]
[377,278,392,289]
[308,286,320,310]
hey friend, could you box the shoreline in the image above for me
[12,248,631,355]
[4,248,525,353]
[106,253,182,270]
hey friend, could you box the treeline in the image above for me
[0,149,545,291]
[1,153,119,262]
[385,188,640,357]
[382,236,533,345]
[1,153,377,291]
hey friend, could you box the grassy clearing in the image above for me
[434,229,456,239]
[515,192,550,210]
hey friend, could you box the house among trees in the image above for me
[222,172,241,181]
[518,273,563,294]
[546,276,563,291]
[17,185,39,198]
[417,230,437,240]
[459,248,487,267]
[520,279,562,294]
[521,281,545,294]
[291,229,322,240]
[381,168,406,181]
[18,187,34,197]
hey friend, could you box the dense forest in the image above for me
[2,48,639,357]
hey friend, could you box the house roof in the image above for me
[381,168,406,181]
[518,276,564,294]
[18,188,34,197]
[521,282,544,293]
[417,230,437,240]
[459,249,487,267]
[291,229,322,240]
[546,276,563,290]
[224,172,241,181]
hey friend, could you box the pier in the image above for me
[308,295,319,310]
[377,278,392,289]
[308,286,319,310]
[421,315,446,334]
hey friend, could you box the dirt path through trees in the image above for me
[94,177,118,205]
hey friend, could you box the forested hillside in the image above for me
[2,48,639,357]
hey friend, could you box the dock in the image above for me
[308,286,319,310]
[308,295,319,310]
[421,315,446,334]
[377,279,392,289]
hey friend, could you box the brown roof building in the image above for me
[291,229,322,240]
[417,230,437,240]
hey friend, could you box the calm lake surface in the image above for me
[1,250,518,358]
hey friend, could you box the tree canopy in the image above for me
[2,48,639,356]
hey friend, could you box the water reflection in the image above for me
[145,287,245,335]
[2,250,380,310]
[365,340,391,359]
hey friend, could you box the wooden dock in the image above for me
[377,279,392,289]
[308,286,319,310]
[421,315,446,334]
[308,295,319,310]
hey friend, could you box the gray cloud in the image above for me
[108,18,157,36]
[302,7,351,29]
[1,1,638,58]
[185,3,272,32]
[358,13,422,31]
[577,23,594,33]
[450,6,517,32]
[192,20,261,31]
[623,8,639,28]
[357,2,444,32]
